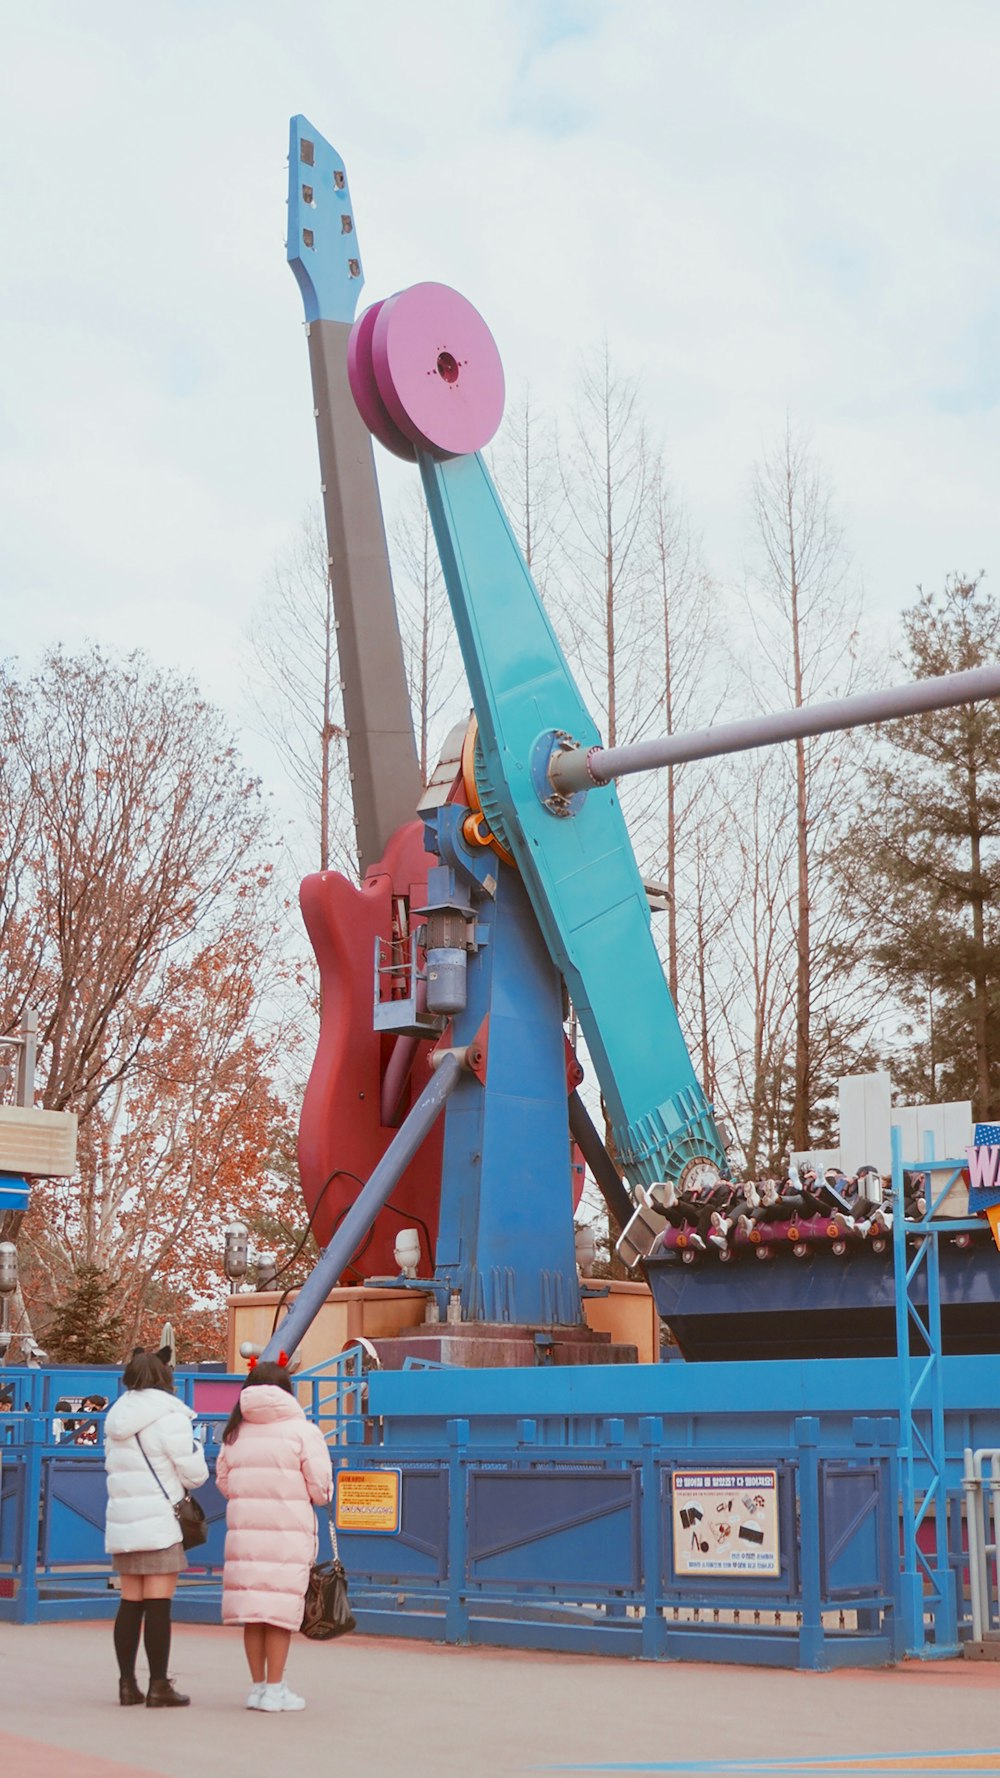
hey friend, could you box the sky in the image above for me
[2,0,999,781]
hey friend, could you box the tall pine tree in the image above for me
[44,1265,125,1365]
[859,575,1000,1114]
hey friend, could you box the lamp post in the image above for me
[223,1223,249,1294]
[0,1242,17,1361]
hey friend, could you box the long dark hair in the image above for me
[221,1362,293,1445]
[122,1348,175,1394]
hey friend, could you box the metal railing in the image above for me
[0,1352,369,1624]
[963,1446,1000,1644]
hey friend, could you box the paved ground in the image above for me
[2,1623,1000,1777]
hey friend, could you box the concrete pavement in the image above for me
[1,1622,1000,1777]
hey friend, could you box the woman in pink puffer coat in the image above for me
[215,1361,333,1713]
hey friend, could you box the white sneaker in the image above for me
[259,1682,306,1712]
[247,1682,266,1710]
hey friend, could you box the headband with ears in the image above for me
[245,1351,289,1373]
[131,1345,173,1365]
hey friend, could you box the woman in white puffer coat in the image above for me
[104,1347,209,1710]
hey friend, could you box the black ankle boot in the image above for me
[146,1678,190,1708]
[119,1676,145,1706]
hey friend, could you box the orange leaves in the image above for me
[2,647,299,1361]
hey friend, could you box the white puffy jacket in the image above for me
[104,1387,209,1554]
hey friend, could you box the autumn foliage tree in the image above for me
[0,647,298,1359]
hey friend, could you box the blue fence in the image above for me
[0,1350,367,1625]
[333,1411,899,1668]
[5,1351,1000,1666]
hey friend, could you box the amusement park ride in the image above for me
[8,113,1000,1672]
[256,116,1000,1374]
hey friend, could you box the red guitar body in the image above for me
[297,820,443,1279]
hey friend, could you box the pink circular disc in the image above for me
[346,301,417,461]
[371,282,505,459]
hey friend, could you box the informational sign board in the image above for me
[334,1467,402,1535]
[672,1468,780,1577]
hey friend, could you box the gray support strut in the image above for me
[307,318,423,871]
[260,1050,463,1363]
[567,1090,636,1234]
[550,663,1000,795]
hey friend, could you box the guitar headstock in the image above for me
[287,115,365,324]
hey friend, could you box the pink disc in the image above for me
[346,301,417,462]
[371,282,505,459]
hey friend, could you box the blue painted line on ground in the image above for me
[535,1754,1000,1775]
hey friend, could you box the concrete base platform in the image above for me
[3,1620,1000,1778]
[371,1319,637,1368]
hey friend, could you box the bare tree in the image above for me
[711,753,798,1171]
[745,423,867,1149]
[247,507,354,876]
[641,464,729,1000]
[391,488,464,784]
[558,343,652,749]
[491,382,561,595]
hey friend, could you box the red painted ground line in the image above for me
[0,1728,166,1778]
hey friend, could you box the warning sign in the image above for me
[672,1468,780,1577]
[334,1468,402,1535]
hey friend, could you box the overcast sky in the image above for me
[2,0,999,775]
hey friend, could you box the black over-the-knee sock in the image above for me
[143,1599,172,1682]
[113,1599,145,1680]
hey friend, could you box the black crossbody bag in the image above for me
[134,1430,208,1551]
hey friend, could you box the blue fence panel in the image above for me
[0,1456,24,1565]
[43,1457,108,1564]
[341,1466,450,1583]
[820,1461,887,1602]
[467,1467,640,1591]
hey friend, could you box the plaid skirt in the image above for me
[112,1543,185,1575]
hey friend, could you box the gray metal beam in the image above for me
[260,1050,463,1363]
[567,1090,635,1234]
[307,319,423,872]
[549,663,1000,795]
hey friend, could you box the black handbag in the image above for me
[135,1431,208,1551]
[301,1506,356,1641]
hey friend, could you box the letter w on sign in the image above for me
[967,1132,1000,1215]
[967,1146,1000,1192]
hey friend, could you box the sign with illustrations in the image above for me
[672,1468,780,1577]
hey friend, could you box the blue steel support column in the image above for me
[260,1052,463,1363]
[891,1125,960,1656]
[428,808,582,1325]
[445,1418,470,1644]
[924,1189,958,1648]
[794,1416,824,1670]
[892,1126,922,1650]
[14,1411,42,1625]
[639,1416,664,1659]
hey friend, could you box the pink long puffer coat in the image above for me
[215,1384,334,1631]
